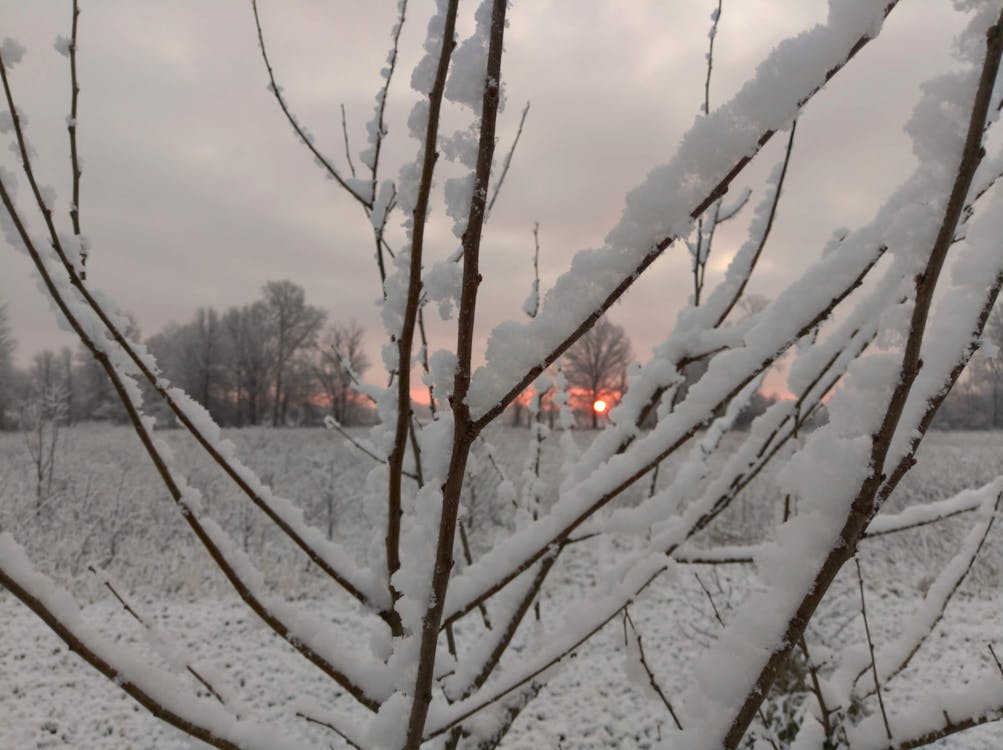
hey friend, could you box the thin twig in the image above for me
[487,100,530,216]
[694,572,725,627]
[385,0,462,642]
[856,557,893,742]
[67,0,85,278]
[295,711,363,750]
[3,48,385,615]
[704,0,724,115]
[624,607,684,730]
[799,637,834,740]
[340,103,357,178]
[989,644,1003,681]
[525,221,541,318]
[366,0,409,199]
[251,0,370,207]
[87,565,231,709]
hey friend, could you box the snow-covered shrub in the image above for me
[3,2,1003,749]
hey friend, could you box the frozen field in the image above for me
[1,425,1001,748]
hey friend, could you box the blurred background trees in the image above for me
[0,282,370,428]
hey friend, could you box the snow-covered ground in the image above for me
[1,425,1000,748]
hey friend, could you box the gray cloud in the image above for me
[0,0,968,398]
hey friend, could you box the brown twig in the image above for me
[295,711,363,750]
[624,607,684,730]
[720,17,1003,744]
[856,557,893,741]
[470,3,900,431]
[0,174,383,713]
[989,644,1003,681]
[405,2,508,742]
[486,100,530,216]
[703,0,723,115]
[339,103,357,178]
[67,0,85,278]
[445,248,881,629]
[250,0,370,207]
[87,565,231,709]
[384,0,460,642]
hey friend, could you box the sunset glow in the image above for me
[593,399,607,414]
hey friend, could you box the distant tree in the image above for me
[75,314,140,422]
[58,347,75,424]
[146,307,228,423]
[263,280,325,427]
[313,320,370,425]
[973,302,1003,428]
[0,302,15,429]
[563,315,633,428]
[221,302,273,426]
[20,376,66,507]
[278,353,318,426]
[183,306,226,420]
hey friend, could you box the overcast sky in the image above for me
[0,1,967,397]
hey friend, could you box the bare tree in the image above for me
[3,3,1003,750]
[0,301,15,429]
[969,301,1003,427]
[314,320,371,426]
[263,280,326,426]
[221,301,273,426]
[562,315,633,428]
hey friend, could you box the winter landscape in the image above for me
[2,0,1003,748]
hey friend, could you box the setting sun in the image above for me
[592,399,607,414]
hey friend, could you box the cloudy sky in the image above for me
[0,1,968,396]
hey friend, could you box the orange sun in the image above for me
[593,399,608,414]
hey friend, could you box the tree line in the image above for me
[0,280,371,430]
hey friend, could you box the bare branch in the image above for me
[250,0,370,207]
[67,0,85,278]
[486,100,530,216]
[624,607,684,731]
[0,175,388,711]
[703,0,723,115]
[339,102,357,178]
[295,710,364,750]
[856,557,893,742]
[87,565,233,710]
[385,0,461,639]
[1,54,384,613]
[719,19,1003,744]
[405,1,510,742]
[0,539,296,750]
[469,3,900,430]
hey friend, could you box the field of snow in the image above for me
[1,425,1001,749]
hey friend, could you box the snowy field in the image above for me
[1,425,1001,749]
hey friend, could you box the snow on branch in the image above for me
[443,213,888,627]
[0,534,311,750]
[846,672,1003,750]
[677,13,1003,746]
[835,484,1002,703]
[466,1,898,424]
[2,54,387,620]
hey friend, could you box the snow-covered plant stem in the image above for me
[402,2,508,743]
[715,13,1003,747]
[7,1,1003,748]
